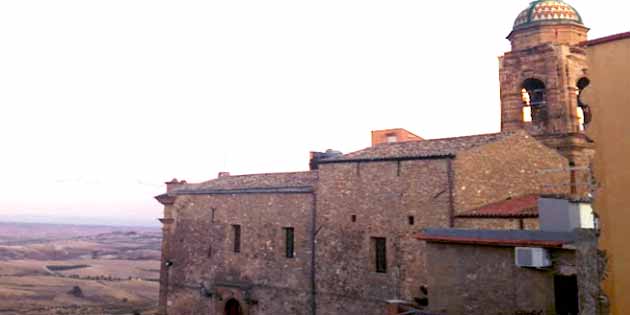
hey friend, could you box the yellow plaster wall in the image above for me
[584,36,630,315]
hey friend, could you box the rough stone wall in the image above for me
[162,192,314,315]
[575,229,602,315]
[159,205,174,314]
[315,159,452,315]
[454,218,523,230]
[453,131,570,212]
[425,242,575,315]
[523,218,540,230]
[454,218,540,230]
[508,24,588,51]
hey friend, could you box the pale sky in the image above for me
[0,1,627,226]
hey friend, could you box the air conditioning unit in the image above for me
[515,247,551,268]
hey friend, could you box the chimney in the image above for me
[218,172,231,178]
[165,178,187,193]
[309,149,342,170]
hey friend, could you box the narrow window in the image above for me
[232,225,241,253]
[386,134,397,143]
[351,215,357,222]
[408,216,415,225]
[211,208,216,223]
[284,227,295,258]
[372,237,387,273]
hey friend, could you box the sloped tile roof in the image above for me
[417,228,576,248]
[323,132,510,162]
[457,195,539,218]
[172,171,318,194]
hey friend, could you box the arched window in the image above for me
[225,299,243,315]
[576,78,591,130]
[521,79,546,123]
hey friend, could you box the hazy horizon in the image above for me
[1,0,628,226]
[1,213,161,227]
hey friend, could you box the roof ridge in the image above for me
[217,170,315,178]
[372,132,505,147]
[195,170,316,184]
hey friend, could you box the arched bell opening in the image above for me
[576,77,592,131]
[521,79,547,126]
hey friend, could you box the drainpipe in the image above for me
[309,192,317,315]
[447,158,455,228]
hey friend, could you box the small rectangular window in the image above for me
[408,216,415,225]
[232,224,241,253]
[351,215,357,222]
[373,237,387,273]
[284,227,295,258]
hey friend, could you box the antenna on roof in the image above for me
[538,164,597,198]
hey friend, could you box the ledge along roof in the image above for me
[417,228,577,248]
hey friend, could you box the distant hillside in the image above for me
[0,222,161,261]
[0,222,161,314]
[0,222,159,243]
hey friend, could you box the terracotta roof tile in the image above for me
[173,171,318,193]
[325,132,510,162]
[457,195,539,218]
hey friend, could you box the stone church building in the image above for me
[155,1,596,314]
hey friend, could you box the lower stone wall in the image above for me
[317,292,388,315]
[454,217,541,230]
[425,242,560,315]
[166,285,312,315]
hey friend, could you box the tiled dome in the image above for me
[513,0,583,30]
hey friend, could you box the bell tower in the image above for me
[499,0,594,196]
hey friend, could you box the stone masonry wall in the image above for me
[453,131,570,213]
[425,243,578,315]
[162,192,314,315]
[315,159,452,315]
[455,218,521,230]
[455,218,540,230]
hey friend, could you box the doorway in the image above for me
[225,299,242,315]
[554,275,579,315]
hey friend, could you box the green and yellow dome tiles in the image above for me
[513,0,583,30]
